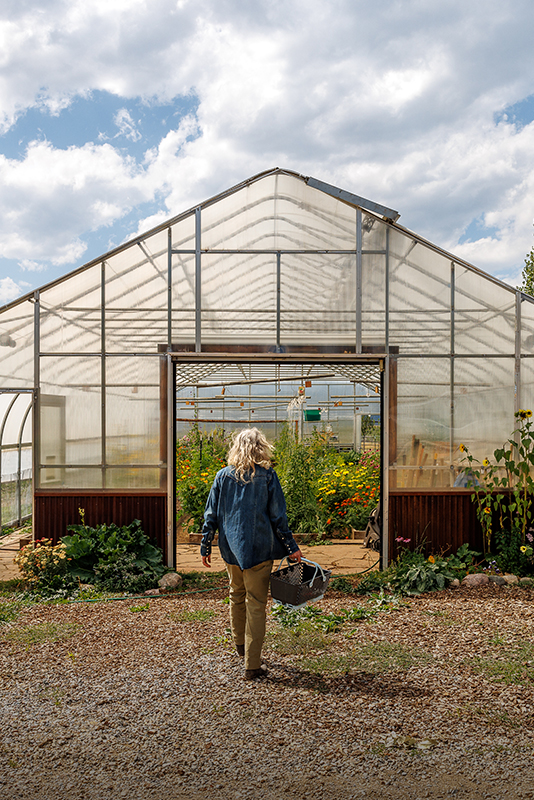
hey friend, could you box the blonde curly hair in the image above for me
[227,427,273,482]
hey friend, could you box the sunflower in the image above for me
[483,458,490,467]
[459,443,466,453]
[520,545,528,553]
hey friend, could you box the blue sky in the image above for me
[2,0,534,304]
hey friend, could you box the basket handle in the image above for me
[275,556,327,587]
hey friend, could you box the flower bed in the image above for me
[176,424,381,539]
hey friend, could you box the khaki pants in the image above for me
[225,560,273,670]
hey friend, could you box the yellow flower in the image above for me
[483,507,491,515]
[520,545,527,553]
[428,555,435,563]
[483,458,490,467]
[527,410,533,418]
[459,443,466,452]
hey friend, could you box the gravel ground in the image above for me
[1,584,534,800]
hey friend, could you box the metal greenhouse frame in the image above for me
[0,167,532,567]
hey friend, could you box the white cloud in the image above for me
[18,259,47,272]
[113,108,142,142]
[2,0,534,296]
[0,138,153,263]
[0,277,24,304]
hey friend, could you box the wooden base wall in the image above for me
[388,490,484,562]
[34,492,167,553]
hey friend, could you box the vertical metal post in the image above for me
[356,209,362,354]
[17,403,32,526]
[381,357,389,570]
[0,395,18,531]
[101,262,106,489]
[385,226,390,352]
[450,262,455,479]
[515,291,521,415]
[167,227,172,349]
[32,290,40,541]
[195,208,202,353]
[276,252,281,352]
[166,354,176,568]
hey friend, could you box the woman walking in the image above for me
[200,427,302,680]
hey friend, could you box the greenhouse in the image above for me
[0,166,531,568]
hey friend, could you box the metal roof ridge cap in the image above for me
[304,176,401,222]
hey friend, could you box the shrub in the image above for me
[93,552,160,594]
[14,539,78,598]
[460,410,534,575]
[62,510,166,591]
[176,425,229,533]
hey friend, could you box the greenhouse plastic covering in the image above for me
[0,167,531,522]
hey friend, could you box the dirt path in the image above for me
[1,583,533,800]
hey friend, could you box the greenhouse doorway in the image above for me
[168,353,387,570]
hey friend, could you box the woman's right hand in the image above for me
[288,549,302,563]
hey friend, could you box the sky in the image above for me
[2,0,534,304]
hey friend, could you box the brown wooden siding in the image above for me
[388,490,484,561]
[34,492,167,553]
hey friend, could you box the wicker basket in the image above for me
[270,557,331,610]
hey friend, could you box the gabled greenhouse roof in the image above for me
[0,166,526,315]
[0,166,533,404]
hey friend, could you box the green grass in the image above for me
[3,621,81,647]
[422,609,458,626]
[0,599,25,624]
[0,579,26,596]
[178,570,228,591]
[129,602,150,612]
[170,608,216,623]
[266,621,332,655]
[303,641,434,676]
[470,641,534,685]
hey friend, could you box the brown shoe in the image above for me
[244,665,267,681]
[236,644,245,658]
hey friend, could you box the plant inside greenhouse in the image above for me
[176,423,380,539]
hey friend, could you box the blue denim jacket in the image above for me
[200,465,300,570]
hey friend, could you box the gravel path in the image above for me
[1,584,533,800]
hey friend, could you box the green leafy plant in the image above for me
[392,557,455,595]
[14,538,79,598]
[176,425,229,534]
[354,569,391,595]
[129,602,150,612]
[93,553,161,594]
[460,410,534,574]
[62,509,166,591]
[329,576,358,593]
[273,424,330,535]
[444,542,482,578]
